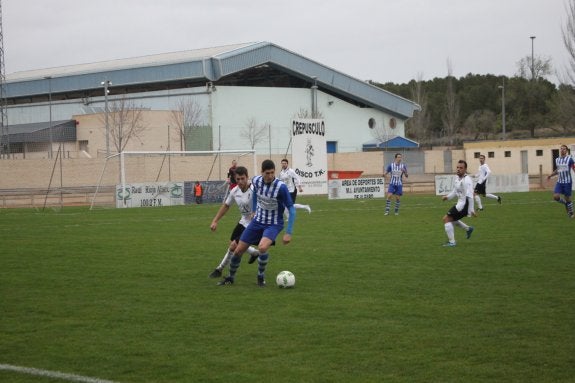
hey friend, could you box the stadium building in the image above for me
[1,41,420,159]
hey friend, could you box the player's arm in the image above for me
[403,165,408,178]
[291,169,304,192]
[210,204,230,231]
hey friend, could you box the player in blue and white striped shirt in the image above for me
[383,153,408,215]
[218,159,296,287]
[547,144,575,218]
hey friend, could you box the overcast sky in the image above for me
[3,0,569,84]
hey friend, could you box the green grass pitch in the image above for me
[1,191,574,382]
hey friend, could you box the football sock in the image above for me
[558,198,567,205]
[568,201,574,215]
[217,249,234,270]
[475,195,483,209]
[257,253,269,277]
[246,246,259,256]
[444,222,455,243]
[385,199,391,213]
[454,220,469,230]
[394,200,400,213]
[229,255,242,278]
[486,193,498,200]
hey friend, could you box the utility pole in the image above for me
[530,36,536,80]
[0,0,10,158]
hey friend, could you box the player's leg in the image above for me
[384,189,393,215]
[563,184,574,218]
[394,187,403,215]
[486,193,501,204]
[474,193,483,210]
[442,214,456,246]
[254,225,283,287]
[294,203,312,213]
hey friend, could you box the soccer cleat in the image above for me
[208,268,222,278]
[442,242,456,247]
[248,252,260,264]
[497,196,502,204]
[479,208,483,211]
[217,276,234,286]
[257,275,266,287]
[466,226,474,239]
[395,212,399,216]
[384,211,389,216]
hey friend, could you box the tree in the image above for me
[516,56,553,80]
[463,110,497,140]
[562,0,575,85]
[240,117,269,149]
[405,73,430,142]
[101,96,148,153]
[169,99,204,151]
[442,59,459,145]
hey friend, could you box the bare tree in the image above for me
[463,110,497,140]
[442,59,459,146]
[296,108,324,119]
[563,0,575,85]
[101,96,148,153]
[516,56,553,80]
[169,98,204,151]
[406,72,429,142]
[240,117,269,149]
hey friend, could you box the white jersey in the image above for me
[279,167,301,193]
[446,175,471,212]
[224,184,253,227]
[475,163,491,184]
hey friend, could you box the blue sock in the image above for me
[257,253,269,277]
[395,200,400,213]
[229,255,242,278]
[385,200,391,213]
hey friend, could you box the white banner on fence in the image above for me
[291,119,328,195]
[328,177,386,200]
[434,174,529,195]
[116,182,185,208]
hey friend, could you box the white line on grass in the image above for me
[0,363,120,383]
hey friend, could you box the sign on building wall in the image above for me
[328,177,386,200]
[291,119,328,195]
[116,182,185,208]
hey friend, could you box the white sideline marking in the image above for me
[0,363,120,383]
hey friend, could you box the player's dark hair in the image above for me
[458,160,468,169]
[234,166,248,177]
[281,158,289,164]
[394,153,401,158]
[261,159,275,171]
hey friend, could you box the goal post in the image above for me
[90,149,257,209]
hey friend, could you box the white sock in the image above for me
[217,249,234,270]
[444,222,455,243]
[454,220,469,230]
[475,195,483,209]
[246,246,259,256]
[486,194,498,200]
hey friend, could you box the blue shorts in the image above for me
[554,182,573,197]
[387,184,403,196]
[239,220,284,246]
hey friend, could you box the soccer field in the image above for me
[1,191,574,383]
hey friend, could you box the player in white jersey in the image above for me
[547,144,575,218]
[441,160,475,247]
[383,153,408,215]
[279,159,311,214]
[208,166,261,278]
[219,159,296,287]
[473,154,501,210]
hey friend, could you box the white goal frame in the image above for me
[90,149,257,209]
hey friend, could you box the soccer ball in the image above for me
[276,270,296,288]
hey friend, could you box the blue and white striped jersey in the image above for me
[556,155,575,184]
[251,175,293,226]
[385,162,408,186]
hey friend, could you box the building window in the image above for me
[536,149,543,156]
[368,118,376,129]
[505,151,511,158]
[389,118,396,129]
[474,152,481,158]
[488,152,495,158]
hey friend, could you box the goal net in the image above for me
[90,150,256,209]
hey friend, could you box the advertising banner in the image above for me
[291,119,328,195]
[328,177,386,200]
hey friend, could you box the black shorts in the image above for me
[447,200,469,221]
[290,190,297,203]
[230,223,246,242]
[474,182,486,196]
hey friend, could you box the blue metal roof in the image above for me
[362,136,420,150]
[6,42,420,119]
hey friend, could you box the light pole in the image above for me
[530,36,536,80]
[101,80,112,156]
[44,76,53,158]
[498,79,506,140]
